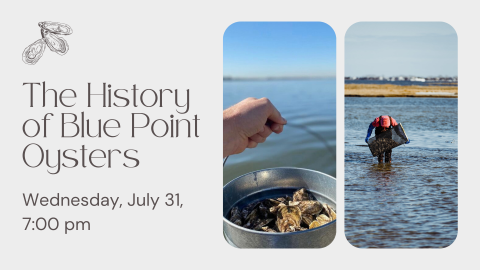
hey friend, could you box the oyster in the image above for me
[263,198,281,208]
[233,219,242,226]
[258,203,269,219]
[293,188,312,201]
[276,206,302,233]
[241,201,260,220]
[309,220,321,229]
[269,202,286,215]
[245,208,259,223]
[301,214,314,227]
[22,39,46,65]
[229,189,336,233]
[289,226,308,232]
[252,218,274,231]
[309,215,331,229]
[229,206,242,226]
[316,214,331,226]
[323,204,337,221]
[38,21,73,35]
[261,226,277,233]
[42,29,69,55]
[289,200,323,216]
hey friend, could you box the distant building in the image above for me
[410,77,426,82]
[344,75,457,84]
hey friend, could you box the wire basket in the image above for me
[367,123,409,157]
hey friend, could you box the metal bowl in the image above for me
[223,167,336,248]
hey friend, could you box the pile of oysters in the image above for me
[229,188,336,233]
[368,137,400,157]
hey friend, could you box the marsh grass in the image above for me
[345,84,458,97]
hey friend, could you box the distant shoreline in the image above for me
[345,84,458,98]
[223,76,335,81]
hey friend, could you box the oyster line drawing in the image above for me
[22,21,73,65]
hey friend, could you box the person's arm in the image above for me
[391,117,398,127]
[223,97,287,158]
[365,123,374,143]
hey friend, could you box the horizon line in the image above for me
[223,75,336,81]
[345,75,458,78]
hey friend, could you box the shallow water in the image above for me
[223,79,336,186]
[345,97,458,248]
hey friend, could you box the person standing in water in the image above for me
[365,115,409,163]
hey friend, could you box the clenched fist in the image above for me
[223,97,287,158]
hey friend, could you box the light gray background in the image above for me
[0,0,476,269]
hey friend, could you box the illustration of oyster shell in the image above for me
[22,39,46,65]
[42,30,69,55]
[38,21,73,35]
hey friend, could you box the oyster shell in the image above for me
[241,201,260,220]
[22,39,46,65]
[229,188,335,233]
[252,218,274,231]
[323,204,337,221]
[263,198,281,208]
[309,215,332,229]
[42,29,69,55]
[38,21,73,35]
[309,220,321,229]
[261,226,277,233]
[229,206,242,226]
[245,208,259,223]
[289,200,323,216]
[316,214,331,226]
[293,188,312,201]
[269,202,286,215]
[301,214,314,227]
[276,206,302,233]
[258,203,269,219]
[289,226,308,232]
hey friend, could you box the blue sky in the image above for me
[345,22,457,77]
[223,22,336,78]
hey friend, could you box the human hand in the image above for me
[365,137,369,144]
[405,139,410,144]
[223,97,287,158]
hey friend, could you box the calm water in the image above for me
[223,79,336,185]
[345,97,458,248]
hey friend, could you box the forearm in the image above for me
[366,123,374,136]
[223,108,243,158]
[223,110,235,158]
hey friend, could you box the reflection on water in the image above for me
[223,79,336,185]
[345,97,458,248]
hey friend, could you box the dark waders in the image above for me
[375,127,392,163]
